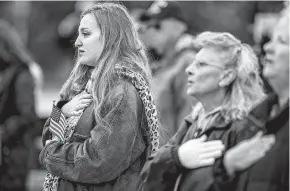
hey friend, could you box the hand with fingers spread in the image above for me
[61,92,93,117]
[178,135,225,169]
[224,131,276,176]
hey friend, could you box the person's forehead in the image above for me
[196,47,223,63]
[274,15,289,42]
[79,14,98,29]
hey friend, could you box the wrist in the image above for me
[56,100,68,109]
[172,146,183,168]
[60,106,67,115]
[224,152,236,177]
[177,145,187,168]
[60,105,69,118]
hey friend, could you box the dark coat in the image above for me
[141,112,243,191]
[39,80,151,191]
[0,64,37,191]
[213,94,289,191]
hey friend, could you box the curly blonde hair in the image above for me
[193,31,266,121]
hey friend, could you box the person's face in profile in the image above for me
[263,15,289,84]
[185,47,228,97]
[75,14,104,66]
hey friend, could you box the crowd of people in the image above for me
[0,1,288,191]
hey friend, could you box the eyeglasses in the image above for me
[191,61,225,69]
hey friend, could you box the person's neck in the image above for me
[270,79,289,107]
[276,87,289,108]
[197,90,226,113]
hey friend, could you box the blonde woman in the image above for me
[39,3,159,191]
[141,31,266,191]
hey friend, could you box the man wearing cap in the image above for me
[140,1,197,141]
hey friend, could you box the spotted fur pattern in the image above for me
[116,66,160,153]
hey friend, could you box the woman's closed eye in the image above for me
[277,35,287,45]
[195,62,207,67]
[194,61,224,69]
[82,31,91,37]
[79,28,91,37]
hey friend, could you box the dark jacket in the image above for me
[213,94,289,191]
[141,112,243,191]
[0,64,37,191]
[39,80,150,191]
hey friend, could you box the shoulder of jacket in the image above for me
[105,79,141,107]
[229,117,260,138]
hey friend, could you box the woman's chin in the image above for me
[78,58,95,67]
[186,89,196,97]
[262,68,274,80]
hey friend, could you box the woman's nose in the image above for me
[74,36,82,47]
[263,40,274,55]
[185,64,194,75]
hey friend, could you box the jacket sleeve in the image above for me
[141,120,189,191]
[41,118,52,146]
[39,83,145,184]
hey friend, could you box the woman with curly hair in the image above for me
[141,31,268,191]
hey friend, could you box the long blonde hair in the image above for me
[60,2,152,130]
[194,32,266,121]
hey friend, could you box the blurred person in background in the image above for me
[0,19,41,191]
[141,31,266,191]
[130,6,161,71]
[140,1,198,140]
[213,4,289,191]
[39,3,159,191]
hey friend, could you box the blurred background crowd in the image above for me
[0,1,287,191]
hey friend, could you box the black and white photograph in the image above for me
[0,1,289,191]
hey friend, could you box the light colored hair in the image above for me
[60,3,152,131]
[194,31,266,121]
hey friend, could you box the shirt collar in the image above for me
[191,102,230,129]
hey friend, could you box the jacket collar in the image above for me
[184,103,230,131]
[248,93,289,133]
[249,93,278,123]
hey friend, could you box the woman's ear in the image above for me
[219,69,237,87]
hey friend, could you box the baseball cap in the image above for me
[140,1,187,24]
